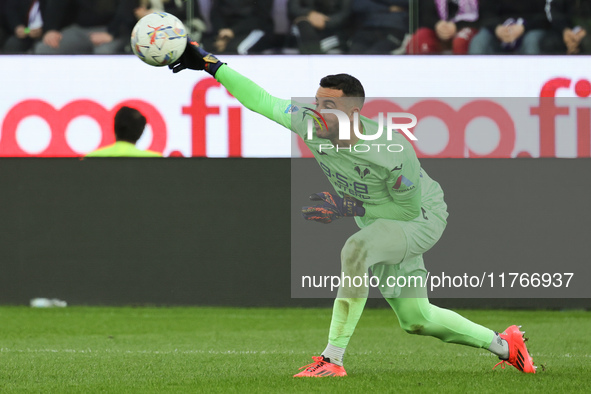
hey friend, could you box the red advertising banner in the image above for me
[0,55,589,158]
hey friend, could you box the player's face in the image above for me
[314,87,357,140]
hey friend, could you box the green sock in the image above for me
[385,297,494,348]
[327,298,368,349]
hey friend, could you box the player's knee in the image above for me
[400,322,426,335]
[340,237,368,275]
[397,307,432,336]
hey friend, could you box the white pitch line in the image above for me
[0,348,306,355]
[0,348,589,358]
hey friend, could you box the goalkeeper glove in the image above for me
[301,192,365,224]
[168,40,223,76]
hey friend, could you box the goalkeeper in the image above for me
[169,41,536,377]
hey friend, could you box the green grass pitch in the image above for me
[0,306,589,393]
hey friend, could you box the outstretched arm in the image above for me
[214,65,280,124]
[169,41,294,131]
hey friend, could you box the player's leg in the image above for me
[383,276,535,373]
[391,299,495,347]
[375,210,536,374]
[372,205,536,373]
[295,219,408,377]
[328,218,409,348]
[383,268,495,348]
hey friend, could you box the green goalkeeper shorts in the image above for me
[350,205,447,298]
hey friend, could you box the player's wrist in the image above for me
[301,192,365,224]
[203,56,223,76]
[194,43,224,76]
[342,195,365,217]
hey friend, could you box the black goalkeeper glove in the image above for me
[168,40,223,76]
[301,192,365,224]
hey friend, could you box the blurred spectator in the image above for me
[288,0,352,54]
[133,0,206,41]
[35,0,136,55]
[273,0,291,36]
[407,0,479,55]
[201,0,274,54]
[134,0,187,20]
[468,0,552,54]
[269,0,292,53]
[0,0,8,52]
[571,0,591,54]
[542,0,588,54]
[85,107,162,157]
[3,0,47,54]
[348,0,409,54]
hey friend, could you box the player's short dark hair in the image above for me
[114,106,147,143]
[319,74,365,107]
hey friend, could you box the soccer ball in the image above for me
[131,12,187,67]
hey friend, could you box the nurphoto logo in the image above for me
[304,108,417,153]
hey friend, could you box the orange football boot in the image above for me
[493,325,536,373]
[293,356,347,377]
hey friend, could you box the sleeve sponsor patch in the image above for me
[284,104,299,114]
[392,175,414,191]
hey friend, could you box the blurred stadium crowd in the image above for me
[0,0,589,55]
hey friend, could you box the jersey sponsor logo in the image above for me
[392,175,413,190]
[391,164,403,172]
[392,185,415,193]
[319,162,370,199]
[354,166,370,179]
[316,149,328,155]
[284,104,299,114]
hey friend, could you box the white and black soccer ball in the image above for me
[131,12,187,67]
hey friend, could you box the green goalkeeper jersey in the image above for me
[215,65,448,225]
